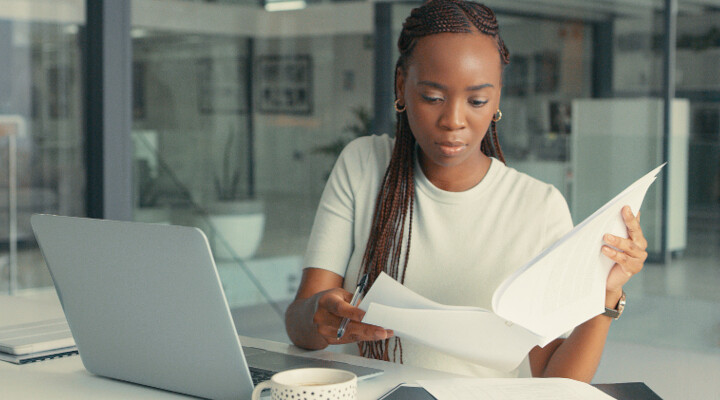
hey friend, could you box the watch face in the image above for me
[617,292,626,316]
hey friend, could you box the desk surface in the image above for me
[0,291,458,400]
[0,291,661,400]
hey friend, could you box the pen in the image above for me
[336,273,369,339]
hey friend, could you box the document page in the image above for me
[360,273,541,372]
[492,163,665,341]
[418,378,615,400]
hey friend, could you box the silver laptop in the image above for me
[30,214,382,400]
[0,318,74,355]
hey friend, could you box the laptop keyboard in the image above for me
[248,366,275,385]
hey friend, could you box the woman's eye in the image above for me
[470,99,489,107]
[421,94,443,103]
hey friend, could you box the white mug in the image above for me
[251,368,357,400]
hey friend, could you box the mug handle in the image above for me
[251,380,273,400]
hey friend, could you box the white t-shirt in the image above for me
[303,134,573,378]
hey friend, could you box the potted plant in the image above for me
[132,130,172,224]
[312,106,371,175]
[202,128,265,261]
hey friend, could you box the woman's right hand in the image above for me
[285,268,393,350]
[310,287,394,345]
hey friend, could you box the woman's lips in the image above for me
[436,141,466,157]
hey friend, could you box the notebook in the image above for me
[30,214,382,400]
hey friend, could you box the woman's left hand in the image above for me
[601,205,648,306]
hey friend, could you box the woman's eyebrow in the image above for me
[467,83,494,91]
[417,81,494,91]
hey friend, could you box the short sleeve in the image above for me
[302,138,368,276]
[542,186,574,252]
[543,185,575,339]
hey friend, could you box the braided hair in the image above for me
[358,0,510,362]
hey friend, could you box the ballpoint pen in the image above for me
[336,273,369,339]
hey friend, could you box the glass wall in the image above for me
[496,5,674,257]
[3,0,715,359]
[131,0,374,340]
[129,1,719,347]
[677,6,720,275]
[0,3,85,293]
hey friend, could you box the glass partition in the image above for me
[131,0,374,341]
[674,5,720,301]
[0,3,85,293]
[496,7,675,256]
[129,0,718,352]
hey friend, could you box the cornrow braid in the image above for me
[358,111,415,361]
[358,0,508,362]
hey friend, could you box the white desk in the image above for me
[0,291,456,399]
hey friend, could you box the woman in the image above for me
[285,0,647,382]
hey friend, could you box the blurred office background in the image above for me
[0,0,718,398]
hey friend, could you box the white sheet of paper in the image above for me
[364,303,539,372]
[359,272,482,313]
[417,378,615,400]
[492,164,664,340]
[360,273,542,372]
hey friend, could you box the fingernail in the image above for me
[602,246,615,256]
[374,331,387,340]
[605,234,615,243]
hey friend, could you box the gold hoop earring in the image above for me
[492,109,502,122]
[394,99,406,113]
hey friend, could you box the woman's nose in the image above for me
[438,100,466,130]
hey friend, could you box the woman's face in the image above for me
[397,32,502,179]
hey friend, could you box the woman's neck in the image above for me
[418,152,492,192]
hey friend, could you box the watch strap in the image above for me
[602,291,626,320]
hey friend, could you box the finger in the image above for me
[602,246,644,276]
[604,234,648,260]
[319,293,365,321]
[601,246,630,273]
[314,314,342,337]
[337,321,393,343]
[333,300,366,322]
[622,206,645,245]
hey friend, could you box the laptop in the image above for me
[0,318,74,355]
[30,214,382,400]
[0,318,78,364]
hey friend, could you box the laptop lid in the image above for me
[31,214,254,400]
[0,318,74,355]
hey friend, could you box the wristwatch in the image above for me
[602,291,626,320]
